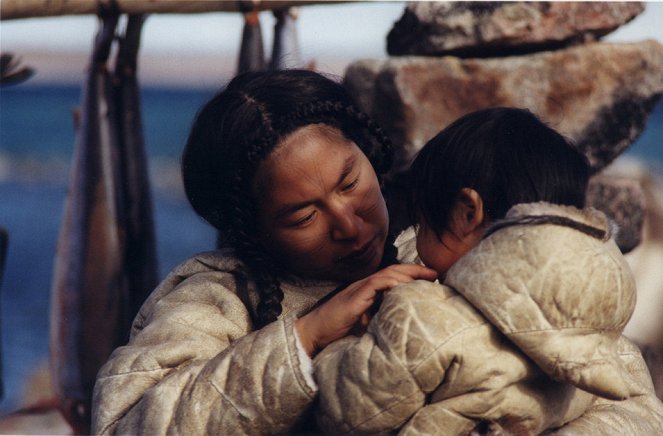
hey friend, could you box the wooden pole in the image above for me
[1,0,347,21]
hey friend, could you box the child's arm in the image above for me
[313,280,469,434]
[313,331,425,433]
[546,336,663,434]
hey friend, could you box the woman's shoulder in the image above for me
[157,249,249,300]
[171,248,245,275]
[132,249,253,331]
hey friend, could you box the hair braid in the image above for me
[228,161,286,327]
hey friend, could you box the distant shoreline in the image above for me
[8,49,350,87]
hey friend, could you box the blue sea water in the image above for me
[0,84,661,414]
[0,84,219,413]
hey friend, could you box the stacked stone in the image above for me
[344,1,663,252]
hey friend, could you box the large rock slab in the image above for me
[387,1,645,57]
[344,41,663,172]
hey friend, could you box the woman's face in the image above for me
[253,124,389,282]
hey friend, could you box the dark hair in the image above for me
[182,69,394,327]
[409,107,590,237]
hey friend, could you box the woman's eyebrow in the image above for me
[273,154,359,220]
[335,154,358,187]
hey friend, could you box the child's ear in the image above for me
[450,188,486,236]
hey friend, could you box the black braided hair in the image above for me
[182,70,394,327]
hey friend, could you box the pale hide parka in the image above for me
[314,203,663,435]
[91,252,337,435]
[92,203,663,435]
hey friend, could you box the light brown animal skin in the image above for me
[314,203,663,435]
[92,208,663,435]
[91,250,335,435]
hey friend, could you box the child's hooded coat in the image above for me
[314,202,663,435]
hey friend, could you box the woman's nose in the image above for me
[330,203,361,241]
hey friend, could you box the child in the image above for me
[313,107,651,434]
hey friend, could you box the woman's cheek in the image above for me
[272,224,331,262]
[362,183,388,230]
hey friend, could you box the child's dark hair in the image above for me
[409,107,590,238]
[182,69,394,327]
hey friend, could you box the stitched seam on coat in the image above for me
[98,366,169,378]
[349,389,426,432]
[375,291,487,377]
[341,327,420,432]
[508,326,622,334]
[193,255,239,271]
[158,290,249,342]
[99,366,172,434]
[407,322,489,375]
[168,315,245,342]
[207,379,246,417]
[350,320,489,431]
[373,291,492,381]
[99,348,168,377]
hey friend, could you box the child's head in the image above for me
[409,107,590,276]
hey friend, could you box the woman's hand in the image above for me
[295,264,437,357]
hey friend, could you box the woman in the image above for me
[91,69,436,435]
[92,70,662,435]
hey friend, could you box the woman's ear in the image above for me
[450,188,486,237]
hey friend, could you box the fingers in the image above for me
[381,263,438,281]
[358,274,408,293]
[351,263,437,296]
[296,263,438,355]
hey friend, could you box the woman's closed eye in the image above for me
[341,176,360,193]
[288,211,317,228]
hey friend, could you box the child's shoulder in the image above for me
[380,279,486,327]
[390,279,451,299]
[370,280,490,360]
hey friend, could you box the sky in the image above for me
[1,1,663,85]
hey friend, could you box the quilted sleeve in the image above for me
[91,272,316,435]
[313,281,470,434]
[547,336,663,435]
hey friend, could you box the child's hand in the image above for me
[295,264,437,356]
